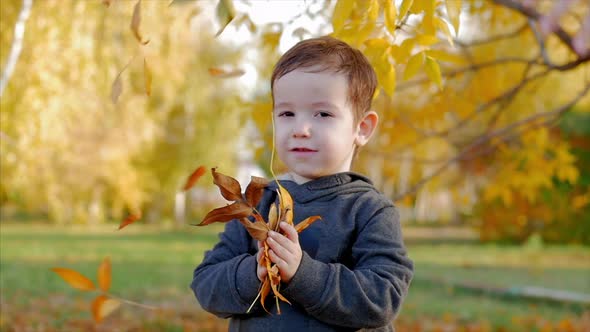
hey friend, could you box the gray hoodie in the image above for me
[191,172,413,331]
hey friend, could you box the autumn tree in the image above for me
[0,0,246,224]
[232,0,589,242]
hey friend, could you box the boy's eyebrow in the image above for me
[310,101,337,109]
[274,102,293,109]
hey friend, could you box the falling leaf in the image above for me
[98,257,111,292]
[144,58,152,96]
[118,213,141,230]
[245,176,269,207]
[102,0,112,7]
[51,268,96,291]
[91,295,121,323]
[111,73,122,104]
[212,168,243,201]
[208,67,245,78]
[197,201,252,226]
[239,217,269,241]
[130,0,149,45]
[295,216,322,233]
[215,0,236,37]
[183,165,206,191]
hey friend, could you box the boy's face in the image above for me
[273,69,372,184]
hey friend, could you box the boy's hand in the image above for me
[267,222,302,283]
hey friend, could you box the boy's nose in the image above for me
[292,120,311,138]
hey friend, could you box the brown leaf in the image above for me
[51,268,95,291]
[118,213,141,230]
[102,0,112,7]
[278,185,294,225]
[268,203,279,231]
[130,0,149,45]
[183,165,206,191]
[197,201,252,226]
[144,58,152,96]
[111,73,122,104]
[239,216,269,241]
[91,295,121,323]
[212,168,243,201]
[97,257,111,292]
[245,176,268,207]
[208,67,245,78]
[295,216,322,233]
[259,278,271,313]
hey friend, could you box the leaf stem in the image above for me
[105,293,160,311]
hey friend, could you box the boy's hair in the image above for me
[271,36,378,123]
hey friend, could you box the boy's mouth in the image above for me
[290,147,317,152]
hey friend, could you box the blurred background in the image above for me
[1,0,589,331]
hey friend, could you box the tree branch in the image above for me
[392,82,590,201]
[493,0,579,55]
[0,0,33,99]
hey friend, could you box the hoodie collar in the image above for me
[267,172,374,203]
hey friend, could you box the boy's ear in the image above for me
[355,111,379,147]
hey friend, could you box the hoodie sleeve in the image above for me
[281,205,414,329]
[190,219,263,317]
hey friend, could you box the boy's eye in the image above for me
[316,112,332,118]
[278,111,294,117]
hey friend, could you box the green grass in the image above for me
[1,222,589,330]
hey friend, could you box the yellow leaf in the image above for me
[51,268,96,291]
[424,56,443,89]
[368,0,380,21]
[91,295,121,323]
[381,63,396,96]
[446,0,462,34]
[415,34,439,46]
[144,58,152,97]
[98,257,111,292]
[434,17,454,46]
[399,0,415,19]
[403,51,425,80]
[393,38,415,63]
[425,49,465,64]
[421,0,436,35]
[215,0,236,37]
[383,0,397,35]
[332,0,355,34]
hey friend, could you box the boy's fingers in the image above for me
[279,222,299,242]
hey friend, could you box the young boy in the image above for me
[191,36,413,331]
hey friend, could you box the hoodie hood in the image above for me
[265,172,375,204]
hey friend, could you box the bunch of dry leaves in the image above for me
[196,168,321,314]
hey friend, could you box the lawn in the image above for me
[1,222,589,331]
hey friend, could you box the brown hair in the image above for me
[271,36,377,123]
